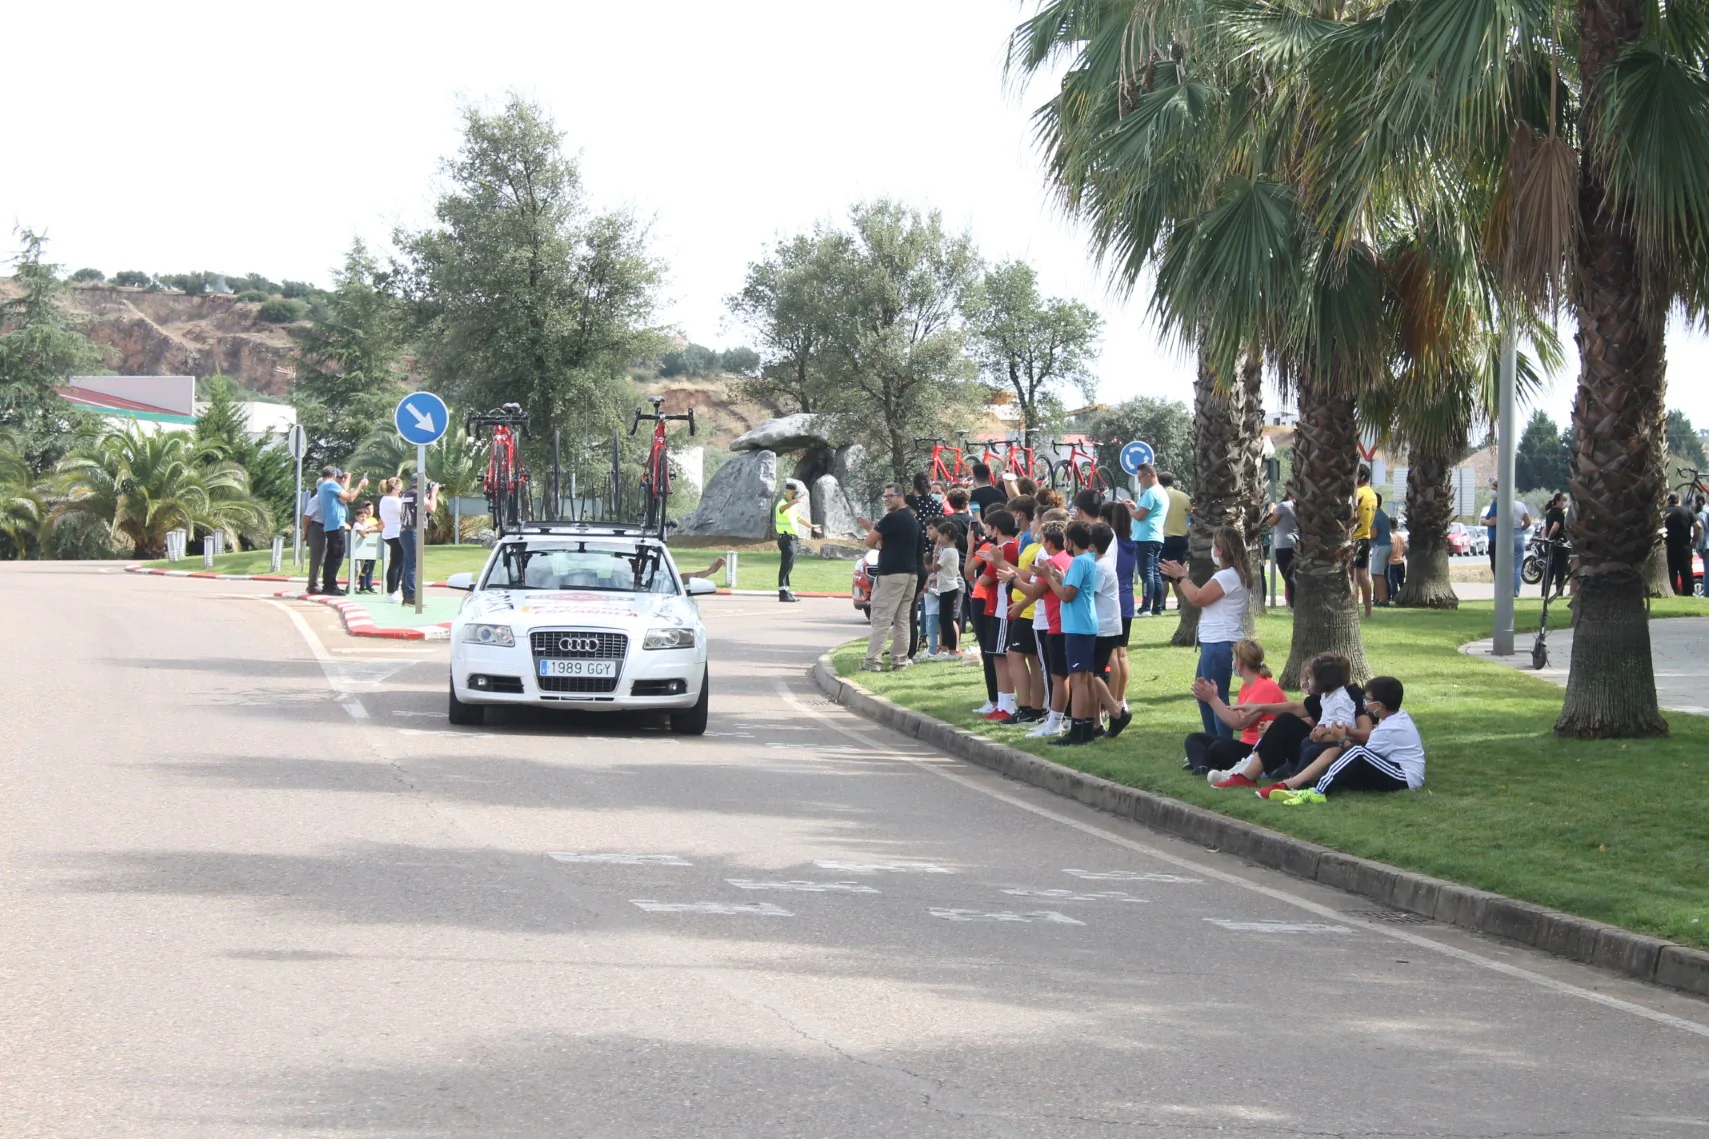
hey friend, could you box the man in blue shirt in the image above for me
[1131,462,1169,615]
[1039,521,1131,746]
[314,466,368,596]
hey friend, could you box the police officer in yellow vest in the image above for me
[774,482,820,602]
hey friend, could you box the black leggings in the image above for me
[972,602,1000,702]
[936,589,960,652]
[1249,713,1314,776]
[1276,548,1295,606]
[1184,732,1251,774]
[385,537,405,593]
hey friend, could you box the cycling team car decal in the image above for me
[515,592,643,619]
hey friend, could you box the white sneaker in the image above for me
[1026,719,1061,738]
[959,650,980,666]
[973,701,996,716]
[1206,768,1229,785]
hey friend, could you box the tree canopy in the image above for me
[397,95,664,456]
[968,260,1101,431]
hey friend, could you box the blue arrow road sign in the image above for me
[394,392,449,446]
[1119,439,1155,476]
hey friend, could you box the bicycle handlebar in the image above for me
[631,405,696,437]
[466,405,531,440]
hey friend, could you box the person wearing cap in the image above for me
[774,482,819,603]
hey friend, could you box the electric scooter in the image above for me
[1530,536,1569,669]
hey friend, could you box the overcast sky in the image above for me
[6,0,1706,433]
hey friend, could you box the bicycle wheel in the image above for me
[1089,466,1116,498]
[489,454,510,532]
[1048,460,1071,491]
[653,449,673,540]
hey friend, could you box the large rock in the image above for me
[812,474,862,539]
[730,413,833,454]
[676,450,778,540]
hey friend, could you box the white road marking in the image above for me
[1001,889,1149,903]
[812,860,954,874]
[1065,869,1202,883]
[392,710,445,717]
[550,853,693,866]
[631,900,792,916]
[726,879,880,894]
[341,699,369,720]
[929,908,1084,925]
[1206,919,1354,934]
[775,679,1709,1040]
[397,728,499,739]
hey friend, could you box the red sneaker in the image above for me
[1209,772,1257,789]
[1256,783,1296,799]
[983,710,1015,724]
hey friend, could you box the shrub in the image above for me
[113,270,152,288]
[235,290,270,303]
[279,280,314,299]
[70,267,105,284]
[718,346,760,375]
[256,298,308,323]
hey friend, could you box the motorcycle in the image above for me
[1520,530,1565,587]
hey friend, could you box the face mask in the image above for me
[1211,549,1224,567]
[932,493,945,503]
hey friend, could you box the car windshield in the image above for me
[482,543,678,595]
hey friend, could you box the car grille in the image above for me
[531,629,626,694]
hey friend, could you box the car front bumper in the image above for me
[451,642,705,710]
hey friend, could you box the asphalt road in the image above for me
[4,561,1708,1138]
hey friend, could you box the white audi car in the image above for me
[444,524,715,733]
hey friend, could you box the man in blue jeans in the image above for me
[1131,462,1169,615]
[1480,483,1532,598]
[396,480,440,605]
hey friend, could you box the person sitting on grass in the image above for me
[1206,652,1369,788]
[1184,639,1285,774]
[1255,675,1423,800]
[1036,520,1131,746]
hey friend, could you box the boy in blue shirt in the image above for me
[1038,521,1132,746]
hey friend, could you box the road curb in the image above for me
[123,565,454,589]
[272,591,452,640]
[809,652,1709,1001]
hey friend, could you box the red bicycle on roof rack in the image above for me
[466,403,533,533]
[1049,436,1115,497]
[917,436,971,485]
[631,395,696,540]
[999,432,1050,484]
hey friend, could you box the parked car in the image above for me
[852,549,877,619]
[1446,522,1473,556]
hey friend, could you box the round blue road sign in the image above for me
[1119,440,1155,476]
[394,392,449,446]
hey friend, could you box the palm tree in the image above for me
[53,429,272,558]
[1010,0,1281,651]
[0,429,43,557]
[1289,0,1709,735]
[425,424,486,541]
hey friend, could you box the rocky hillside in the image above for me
[63,286,299,394]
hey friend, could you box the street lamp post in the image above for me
[1492,330,1518,655]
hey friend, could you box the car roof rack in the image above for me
[505,522,655,539]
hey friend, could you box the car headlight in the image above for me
[643,626,697,650]
[462,623,516,648]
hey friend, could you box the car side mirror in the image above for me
[446,572,474,591]
[686,576,717,596]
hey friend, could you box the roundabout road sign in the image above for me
[395,392,449,446]
[1119,440,1155,476]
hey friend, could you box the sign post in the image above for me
[285,424,307,567]
[395,392,450,617]
[1118,440,1155,478]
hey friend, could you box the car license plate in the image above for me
[538,659,618,678]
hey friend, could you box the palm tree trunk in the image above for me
[1557,0,1669,738]
[1395,444,1458,608]
[1280,365,1369,688]
[1238,354,1268,619]
[1172,350,1247,646]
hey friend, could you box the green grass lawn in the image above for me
[834,596,1709,948]
[141,545,860,593]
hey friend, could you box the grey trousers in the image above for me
[864,573,914,666]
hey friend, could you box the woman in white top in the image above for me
[377,479,404,598]
[1161,525,1251,738]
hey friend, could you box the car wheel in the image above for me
[860,604,871,621]
[671,668,710,735]
[448,681,484,726]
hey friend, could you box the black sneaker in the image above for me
[1013,707,1044,724]
[1106,708,1134,739]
